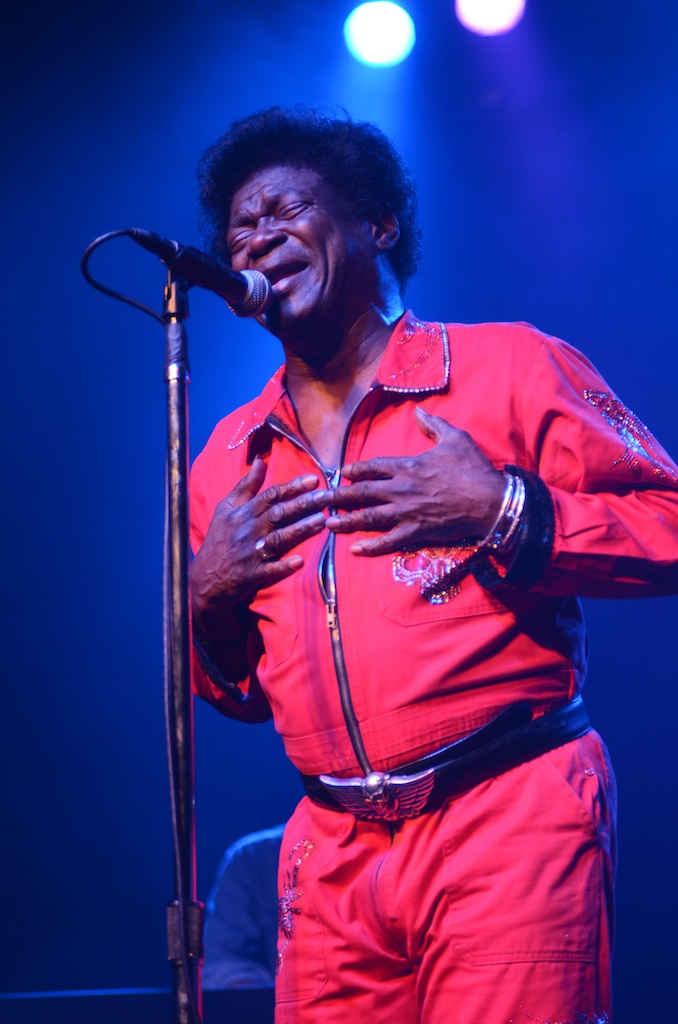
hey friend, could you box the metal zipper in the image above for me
[318,473,372,775]
[266,412,373,774]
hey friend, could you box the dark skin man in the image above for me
[190,164,505,648]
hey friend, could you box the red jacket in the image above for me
[190,314,678,776]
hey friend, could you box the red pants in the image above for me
[275,731,616,1024]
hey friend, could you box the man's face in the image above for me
[226,165,381,350]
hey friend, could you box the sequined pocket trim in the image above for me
[392,544,481,604]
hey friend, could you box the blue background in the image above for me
[1,2,676,1020]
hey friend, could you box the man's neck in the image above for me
[281,305,405,470]
[284,305,404,405]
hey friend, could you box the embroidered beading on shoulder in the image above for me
[584,390,677,483]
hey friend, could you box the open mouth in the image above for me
[265,261,308,293]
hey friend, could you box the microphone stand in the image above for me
[162,271,204,1024]
[81,228,271,1022]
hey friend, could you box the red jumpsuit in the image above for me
[190,315,678,1024]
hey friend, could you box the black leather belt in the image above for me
[300,696,590,822]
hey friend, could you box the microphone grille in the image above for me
[229,270,273,318]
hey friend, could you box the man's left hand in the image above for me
[325,407,506,556]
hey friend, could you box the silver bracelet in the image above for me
[481,473,526,553]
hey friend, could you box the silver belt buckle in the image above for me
[318,768,435,821]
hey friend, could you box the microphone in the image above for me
[128,227,273,318]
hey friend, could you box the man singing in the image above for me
[189,105,678,1023]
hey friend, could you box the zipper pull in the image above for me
[326,600,338,631]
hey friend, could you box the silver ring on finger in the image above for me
[255,536,274,562]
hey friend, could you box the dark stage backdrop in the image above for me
[1,2,676,1021]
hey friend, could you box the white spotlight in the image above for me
[344,2,416,67]
[455,0,526,36]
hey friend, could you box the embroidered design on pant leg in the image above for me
[513,1010,610,1024]
[584,389,677,482]
[276,838,315,977]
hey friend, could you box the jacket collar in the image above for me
[374,312,450,393]
[228,312,450,451]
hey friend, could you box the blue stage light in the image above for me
[344,2,416,67]
[455,0,525,36]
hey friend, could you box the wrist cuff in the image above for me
[193,631,251,707]
[472,465,555,590]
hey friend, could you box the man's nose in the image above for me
[247,219,286,260]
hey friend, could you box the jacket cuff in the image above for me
[471,465,555,590]
[193,632,251,708]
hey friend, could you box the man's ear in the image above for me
[370,204,400,252]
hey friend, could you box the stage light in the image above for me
[344,2,416,67]
[455,0,525,36]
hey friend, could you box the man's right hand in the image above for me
[190,457,328,643]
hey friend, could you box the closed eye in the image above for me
[229,230,252,255]
[227,200,312,254]
[279,200,311,219]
